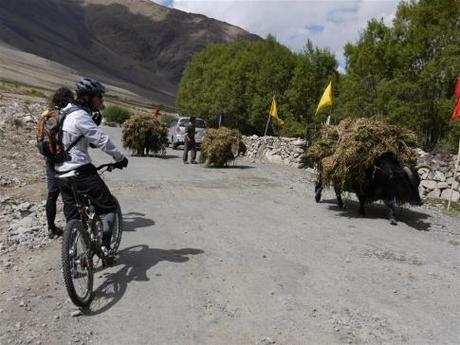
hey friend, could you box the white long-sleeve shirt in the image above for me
[55,103,124,173]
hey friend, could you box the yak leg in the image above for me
[358,195,366,216]
[334,186,344,209]
[315,180,322,203]
[384,198,397,225]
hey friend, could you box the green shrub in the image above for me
[159,114,177,127]
[103,105,131,124]
[26,89,47,98]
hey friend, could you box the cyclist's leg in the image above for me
[46,165,61,235]
[58,178,80,222]
[76,171,117,249]
[102,213,115,248]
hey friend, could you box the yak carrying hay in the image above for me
[122,115,168,155]
[201,127,247,167]
[308,118,417,190]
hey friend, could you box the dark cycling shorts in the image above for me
[58,164,117,221]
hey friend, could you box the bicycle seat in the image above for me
[58,170,78,179]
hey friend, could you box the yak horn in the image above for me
[415,164,431,170]
[403,166,413,178]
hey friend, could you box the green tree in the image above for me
[337,0,460,149]
[283,40,338,138]
[177,36,337,137]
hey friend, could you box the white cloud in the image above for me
[153,0,399,68]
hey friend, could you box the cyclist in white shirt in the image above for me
[56,78,128,257]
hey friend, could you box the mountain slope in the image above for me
[0,0,260,105]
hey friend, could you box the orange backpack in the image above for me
[35,106,82,164]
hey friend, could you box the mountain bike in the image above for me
[59,163,123,307]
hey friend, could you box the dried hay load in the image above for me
[308,118,417,190]
[201,127,247,167]
[122,115,168,155]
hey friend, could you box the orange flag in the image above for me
[451,77,460,121]
[153,106,161,118]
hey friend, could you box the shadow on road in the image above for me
[322,199,432,231]
[211,164,255,170]
[130,154,180,159]
[85,245,204,315]
[123,212,155,232]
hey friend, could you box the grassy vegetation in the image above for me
[448,239,459,246]
[102,105,131,124]
[424,198,460,217]
[0,79,50,99]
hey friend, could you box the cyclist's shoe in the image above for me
[47,229,55,239]
[101,246,116,266]
[48,227,63,239]
[54,227,64,237]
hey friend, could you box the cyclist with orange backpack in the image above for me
[38,88,75,238]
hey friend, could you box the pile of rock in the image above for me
[0,96,48,192]
[0,175,22,188]
[416,149,460,202]
[0,198,58,253]
[242,135,307,169]
[0,100,44,131]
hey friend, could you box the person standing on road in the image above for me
[183,116,197,164]
[41,88,75,238]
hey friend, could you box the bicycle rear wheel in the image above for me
[62,219,94,307]
[110,198,123,253]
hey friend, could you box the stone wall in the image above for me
[415,149,460,202]
[242,135,307,169]
[242,135,460,202]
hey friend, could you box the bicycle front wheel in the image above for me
[62,219,94,307]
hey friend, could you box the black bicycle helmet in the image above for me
[76,78,106,96]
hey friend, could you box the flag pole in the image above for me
[447,135,460,211]
[264,113,271,136]
[328,82,333,125]
[326,102,333,126]
[265,94,274,136]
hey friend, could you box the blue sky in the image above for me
[153,0,400,70]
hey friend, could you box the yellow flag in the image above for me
[315,81,333,115]
[270,96,284,125]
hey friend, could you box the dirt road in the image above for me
[1,127,459,345]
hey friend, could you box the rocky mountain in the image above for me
[0,0,260,105]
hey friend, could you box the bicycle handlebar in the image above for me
[96,163,119,172]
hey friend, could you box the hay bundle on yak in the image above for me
[308,118,428,224]
[201,127,247,167]
[122,115,168,156]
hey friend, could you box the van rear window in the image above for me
[178,119,206,128]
